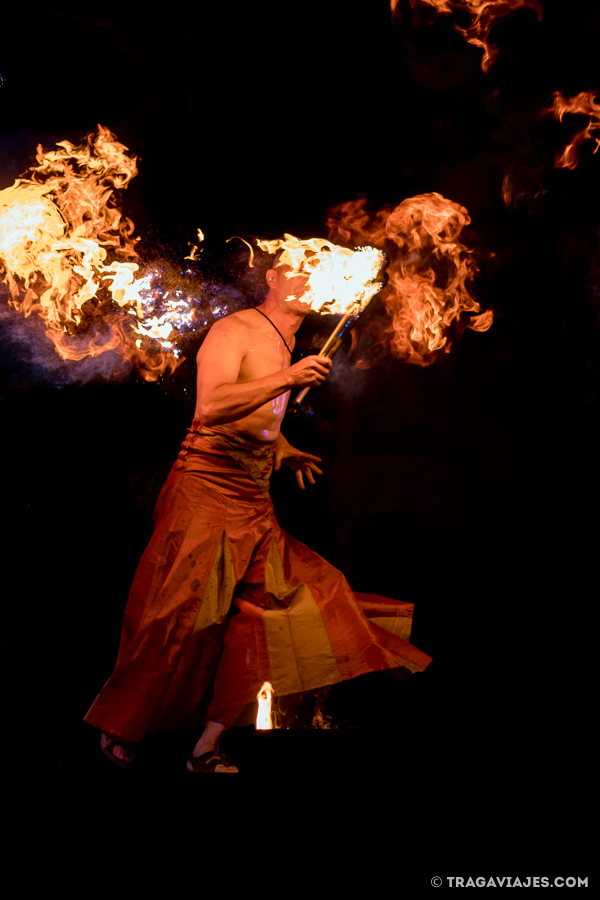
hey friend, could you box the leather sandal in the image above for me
[100,732,136,769]
[186,750,238,773]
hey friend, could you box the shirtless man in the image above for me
[90,255,431,772]
[97,257,332,772]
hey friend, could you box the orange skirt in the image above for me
[84,423,432,741]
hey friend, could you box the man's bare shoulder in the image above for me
[213,309,263,334]
[212,309,254,331]
[197,311,252,355]
[227,308,265,328]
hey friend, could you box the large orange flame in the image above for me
[326,193,493,365]
[393,0,543,72]
[0,126,200,380]
[544,91,600,170]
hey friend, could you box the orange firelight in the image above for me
[0,126,201,380]
[393,0,544,72]
[544,91,600,170]
[326,192,493,366]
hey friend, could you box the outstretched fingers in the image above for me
[295,461,322,489]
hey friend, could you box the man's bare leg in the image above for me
[187,720,238,773]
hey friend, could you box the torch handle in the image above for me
[317,312,353,357]
[294,313,354,405]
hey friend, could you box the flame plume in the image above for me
[0,126,199,381]
[326,193,493,365]
[393,0,543,72]
[544,91,600,170]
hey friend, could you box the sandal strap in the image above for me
[102,732,136,750]
[101,732,135,768]
[187,750,235,773]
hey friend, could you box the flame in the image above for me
[544,91,600,170]
[0,126,200,380]
[393,0,543,72]
[256,234,385,316]
[185,228,205,261]
[326,193,493,365]
[256,681,274,730]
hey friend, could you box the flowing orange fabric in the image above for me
[84,423,432,741]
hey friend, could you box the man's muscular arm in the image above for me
[196,316,331,426]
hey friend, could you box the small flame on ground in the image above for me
[544,90,600,170]
[393,0,543,72]
[256,681,274,730]
[326,192,493,365]
[256,233,385,316]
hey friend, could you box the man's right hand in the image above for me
[288,355,332,388]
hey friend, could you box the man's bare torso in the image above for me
[194,307,294,442]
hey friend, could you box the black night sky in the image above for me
[0,1,596,858]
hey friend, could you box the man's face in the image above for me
[268,262,312,311]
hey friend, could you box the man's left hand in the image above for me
[273,434,323,490]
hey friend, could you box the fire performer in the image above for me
[84,253,432,772]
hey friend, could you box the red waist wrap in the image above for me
[84,422,432,741]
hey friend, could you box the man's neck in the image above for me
[259,295,307,341]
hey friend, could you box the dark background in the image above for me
[0,0,596,853]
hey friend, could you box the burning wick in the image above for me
[256,682,274,730]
